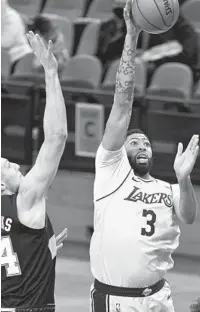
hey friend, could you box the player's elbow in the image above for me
[54,131,68,142]
[45,128,68,141]
[44,133,67,149]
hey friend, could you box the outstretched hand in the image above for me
[124,0,141,35]
[26,31,58,75]
[174,134,199,181]
[56,228,68,252]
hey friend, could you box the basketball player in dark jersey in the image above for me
[1,31,68,312]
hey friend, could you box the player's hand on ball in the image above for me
[124,0,141,35]
[174,135,199,181]
[26,31,58,75]
[56,228,68,252]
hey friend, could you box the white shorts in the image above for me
[90,281,175,312]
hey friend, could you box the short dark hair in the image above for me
[126,128,151,143]
[126,128,145,137]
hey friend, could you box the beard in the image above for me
[128,155,153,177]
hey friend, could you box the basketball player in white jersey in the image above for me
[89,0,199,311]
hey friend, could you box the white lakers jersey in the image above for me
[90,144,181,287]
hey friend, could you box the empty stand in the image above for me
[181,0,200,30]
[76,20,101,55]
[194,79,200,99]
[1,94,34,166]
[1,49,11,80]
[10,53,46,84]
[142,110,200,183]
[135,59,147,97]
[86,0,114,21]
[43,0,86,20]
[61,55,102,88]
[101,59,119,91]
[12,53,35,76]
[102,58,147,97]
[41,14,74,56]
[8,0,41,16]
[147,63,193,99]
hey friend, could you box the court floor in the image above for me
[55,255,200,312]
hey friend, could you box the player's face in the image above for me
[1,158,23,194]
[125,133,153,176]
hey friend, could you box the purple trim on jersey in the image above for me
[96,169,132,202]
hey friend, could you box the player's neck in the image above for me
[136,172,152,181]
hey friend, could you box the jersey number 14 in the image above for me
[1,236,21,277]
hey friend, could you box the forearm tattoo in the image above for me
[115,34,138,97]
[114,33,138,135]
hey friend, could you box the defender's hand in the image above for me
[26,31,58,75]
[56,228,68,252]
[124,0,141,35]
[174,135,199,182]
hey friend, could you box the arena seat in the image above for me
[142,110,200,183]
[1,49,11,81]
[12,53,35,76]
[41,14,74,56]
[102,58,147,97]
[181,0,200,30]
[147,63,193,99]
[60,55,102,88]
[194,79,200,99]
[1,94,34,167]
[8,0,41,16]
[190,79,200,113]
[86,0,114,21]
[101,59,119,91]
[10,53,46,84]
[43,0,86,20]
[135,59,147,97]
[76,20,101,55]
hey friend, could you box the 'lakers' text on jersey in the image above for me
[1,194,56,308]
[90,144,180,288]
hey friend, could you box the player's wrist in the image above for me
[45,69,58,81]
[177,175,191,188]
[126,28,141,37]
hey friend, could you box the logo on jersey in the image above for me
[124,186,172,207]
[116,303,121,312]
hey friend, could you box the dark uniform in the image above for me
[1,194,56,312]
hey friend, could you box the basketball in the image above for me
[132,0,180,34]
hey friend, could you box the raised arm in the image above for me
[19,32,68,204]
[173,135,199,224]
[102,0,141,151]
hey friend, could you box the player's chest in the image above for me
[105,178,174,237]
[109,176,173,215]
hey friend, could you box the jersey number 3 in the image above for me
[1,236,21,277]
[141,209,156,237]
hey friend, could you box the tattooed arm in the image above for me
[102,0,141,151]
